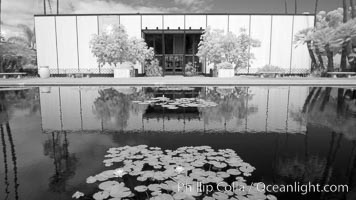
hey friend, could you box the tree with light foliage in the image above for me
[312,28,338,72]
[197,27,260,71]
[294,27,319,70]
[126,38,154,64]
[90,25,154,68]
[297,8,355,73]
[316,9,344,29]
[331,19,356,70]
[7,24,36,49]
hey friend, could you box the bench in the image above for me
[66,72,93,78]
[0,72,27,79]
[257,72,284,78]
[327,72,356,78]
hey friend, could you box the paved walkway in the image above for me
[0,76,356,87]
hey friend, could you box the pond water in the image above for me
[0,86,356,200]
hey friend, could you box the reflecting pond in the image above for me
[0,86,356,200]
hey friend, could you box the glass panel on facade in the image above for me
[35,17,58,73]
[163,15,184,29]
[98,15,120,34]
[207,15,228,33]
[56,16,79,71]
[229,15,250,35]
[142,15,163,29]
[120,15,141,38]
[291,16,314,73]
[270,16,293,71]
[185,15,206,29]
[249,15,272,72]
[77,16,99,71]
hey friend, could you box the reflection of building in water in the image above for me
[39,87,308,134]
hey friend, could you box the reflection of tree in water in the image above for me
[0,89,36,200]
[43,131,78,193]
[292,87,356,140]
[128,87,152,115]
[272,131,342,200]
[0,125,10,199]
[93,88,152,130]
[93,88,131,130]
[276,156,326,183]
[198,87,257,126]
[0,122,19,200]
[289,87,356,199]
[0,88,40,118]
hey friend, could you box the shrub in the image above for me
[185,62,196,76]
[257,65,285,73]
[145,59,163,77]
[216,62,233,70]
[0,42,37,73]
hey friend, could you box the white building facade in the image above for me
[34,13,315,75]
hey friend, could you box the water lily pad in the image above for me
[93,191,109,200]
[213,192,229,200]
[98,181,120,191]
[72,191,84,199]
[267,194,278,200]
[227,169,241,175]
[217,172,230,178]
[134,185,148,192]
[173,192,187,200]
[109,185,132,198]
[148,184,161,191]
[79,145,275,200]
[86,176,96,184]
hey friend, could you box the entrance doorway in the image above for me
[143,30,203,75]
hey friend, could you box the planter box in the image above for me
[38,66,50,78]
[114,68,131,78]
[217,69,235,78]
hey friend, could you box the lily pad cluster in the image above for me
[132,97,218,110]
[74,145,277,200]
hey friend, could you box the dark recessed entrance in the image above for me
[143,30,203,75]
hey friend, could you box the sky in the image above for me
[0,0,345,37]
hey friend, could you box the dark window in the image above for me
[145,32,201,56]
[154,35,163,54]
[185,34,201,55]
[193,34,201,54]
[145,34,163,54]
[185,34,194,55]
[164,34,173,54]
